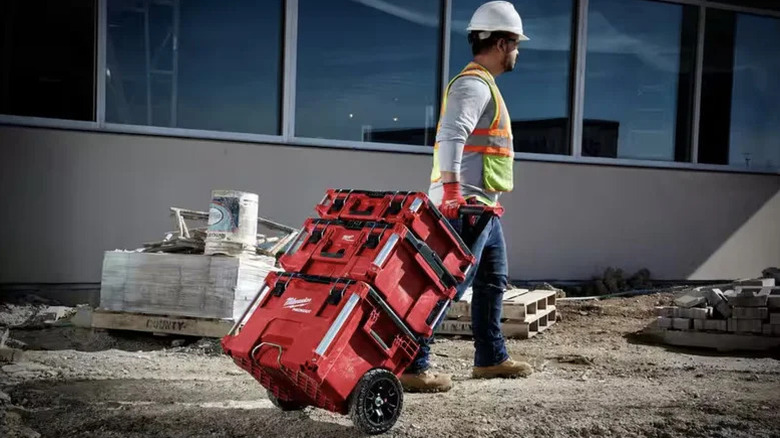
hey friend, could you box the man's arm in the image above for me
[436,76,492,183]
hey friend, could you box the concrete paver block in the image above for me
[735,278,775,287]
[674,294,706,308]
[763,324,780,336]
[732,307,769,320]
[693,319,705,331]
[657,317,673,329]
[770,313,780,325]
[728,318,763,334]
[655,307,676,318]
[703,320,728,332]
[672,318,692,330]
[707,289,732,318]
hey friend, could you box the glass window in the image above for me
[699,10,780,171]
[295,0,441,146]
[0,0,95,121]
[106,0,283,135]
[583,0,698,161]
[450,0,574,155]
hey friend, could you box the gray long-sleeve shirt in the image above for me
[429,76,501,206]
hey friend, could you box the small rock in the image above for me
[0,390,11,404]
[171,339,186,347]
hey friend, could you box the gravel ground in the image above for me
[1,294,779,438]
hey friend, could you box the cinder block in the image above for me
[728,318,763,334]
[771,313,780,325]
[672,318,692,330]
[675,293,707,308]
[680,307,712,319]
[655,307,676,318]
[762,324,780,336]
[735,278,775,287]
[732,307,769,320]
[693,319,705,331]
[707,289,732,318]
[657,317,673,329]
[730,288,772,308]
[703,320,728,332]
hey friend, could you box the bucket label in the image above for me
[209,197,240,232]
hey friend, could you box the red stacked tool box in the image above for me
[316,189,475,282]
[221,272,417,423]
[279,218,456,337]
[222,188,477,435]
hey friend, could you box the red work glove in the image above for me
[439,182,466,220]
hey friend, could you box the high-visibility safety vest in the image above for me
[430,62,514,193]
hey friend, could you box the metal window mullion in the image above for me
[96,0,107,126]
[439,0,452,107]
[691,5,706,163]
[171,0,180,126]
[570,0,589,158]
[281,0,299,141]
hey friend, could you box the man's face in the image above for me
[500,34,521,72]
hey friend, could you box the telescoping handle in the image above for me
[459,205,502,217]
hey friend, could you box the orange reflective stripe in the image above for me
[464,145,513,157]
[472,128,511,137]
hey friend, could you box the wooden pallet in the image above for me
[91,309,233,338]
[438,290,558,339]
[445,289,557,322]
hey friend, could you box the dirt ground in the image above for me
[2,294,779,438]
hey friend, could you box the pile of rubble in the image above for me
[137,207,299,258]
[655,271,780,339]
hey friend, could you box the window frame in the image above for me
[1,0,779,174]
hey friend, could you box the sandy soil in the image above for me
[1,294,779,438]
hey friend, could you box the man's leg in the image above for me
[470,217,533,378]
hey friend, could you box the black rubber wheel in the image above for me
[349,369,403,435]
[267,389,306,411]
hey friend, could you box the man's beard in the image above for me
[504,54,516,72]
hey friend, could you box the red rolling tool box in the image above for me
[315,189,475,282]
[221,271,419,435]
[222,188,481,435]
[278,218,457,337]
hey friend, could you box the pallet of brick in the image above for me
[99,251,278,321]
[437,289,557,339]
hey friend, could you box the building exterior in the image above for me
[1,0,779,290]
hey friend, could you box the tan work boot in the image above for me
[473,359,534,379]
[399,370,453,393]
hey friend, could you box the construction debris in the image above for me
[650,277,780,350]
[140,207,299,258]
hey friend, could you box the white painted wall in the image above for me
[1,125,778,283]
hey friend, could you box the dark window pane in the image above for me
[699,11,780,170]
[296,0,441,145]
[583,0,697,161]
[709,0,780,12]
[106,0,283,135]
[450,0,574,155]
[0,0,96,121]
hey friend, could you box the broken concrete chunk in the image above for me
[707,289,732,318]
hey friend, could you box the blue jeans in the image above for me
[406,214,510,372]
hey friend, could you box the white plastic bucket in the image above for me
[204,190,259,256]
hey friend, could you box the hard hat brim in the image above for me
[466,25,530,41]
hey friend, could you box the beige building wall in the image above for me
[1,125,778,284]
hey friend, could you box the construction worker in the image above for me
[400,1,534,393]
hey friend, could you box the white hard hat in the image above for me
[467,1,530,41]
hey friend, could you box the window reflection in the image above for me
[700,10,780,171]
[295,0,441,146]
[106,0,283,135]
[583,0,697,161]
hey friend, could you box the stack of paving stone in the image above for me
[655,278,780,337]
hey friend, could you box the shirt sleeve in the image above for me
[435,76,492,174]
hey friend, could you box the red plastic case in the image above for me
[278,218,457,337]
[221,271,418,414]
[315,189,475,282]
